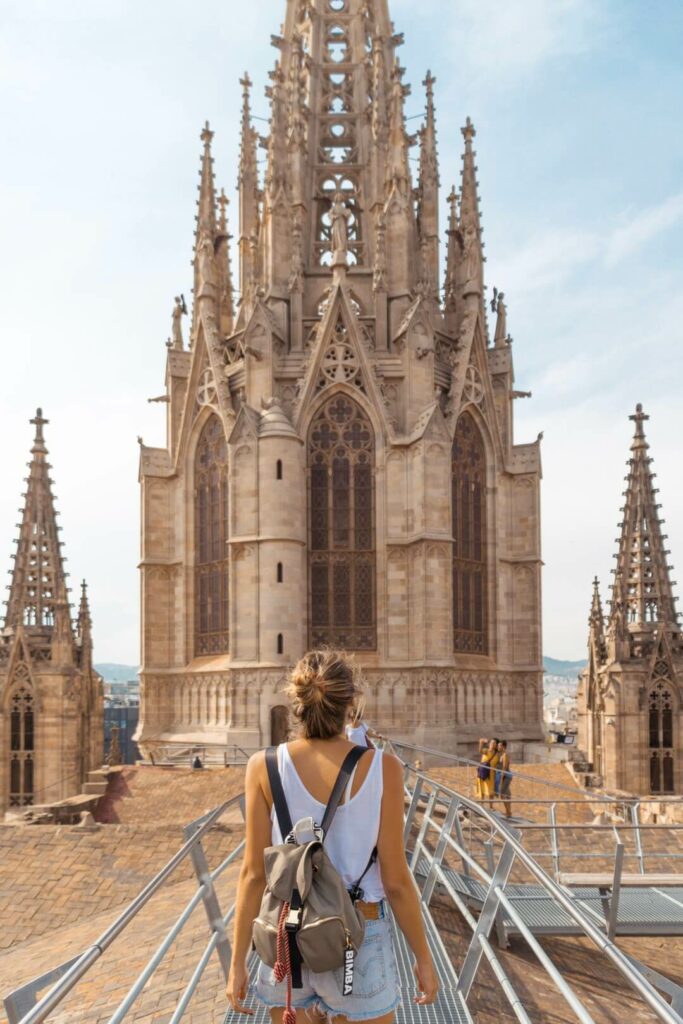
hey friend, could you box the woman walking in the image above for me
[226,650,438,1021]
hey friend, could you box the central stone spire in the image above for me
[236,0,420,342]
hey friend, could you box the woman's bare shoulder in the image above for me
[245,749,267,783]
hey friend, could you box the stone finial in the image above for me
[218,189,230,234]
[30,408,48,455]
[462,116,476,143]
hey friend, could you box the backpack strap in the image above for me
[320,745,368,837]
[265,746,294,839]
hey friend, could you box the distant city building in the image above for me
[104,678,140,705]
[0,411,103,815]
[578,407,682,794]
[136,0,544,760]
[104,705,140,765]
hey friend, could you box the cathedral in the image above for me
[0,411,103,817]
[578,406,683,795]
[136,0,544,758]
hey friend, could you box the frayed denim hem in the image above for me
[308,995,401,1021]
[251,989,318,1012]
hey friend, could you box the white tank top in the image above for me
[271,743,385,902]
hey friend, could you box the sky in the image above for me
[1,0,682,665]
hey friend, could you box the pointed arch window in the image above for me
[194,416,229,656]
[309,395,376,650]
[9,686,34,807]
[649,680,675,793]
[452,412,488,654]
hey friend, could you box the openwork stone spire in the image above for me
[609,405,679,636]
[5,410,71,636]
[238,72,260,304]
[417,71,440,299]
[77,579,93,663]
[196,121,217,240]
[216,188,235,335]
[458,117,484,299]
[588,576,606,666]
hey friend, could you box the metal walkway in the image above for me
[5,742,683,1024]
[221,911,473,1024]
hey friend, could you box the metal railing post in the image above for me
[452,800,471,878]
[549,803,560,878]
[403,774,424,848]
[183,819,232,981]
[457,838,517,1000]
[606,836,625,942]
[632,802,645,874]
[422,795,459,906]
[410,788,438,873]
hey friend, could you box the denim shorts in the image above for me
[254,913,401,1021]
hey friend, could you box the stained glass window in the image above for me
[9,686,34,807]
[452,412,488,654]
[649,681,674,793]
[309,395,376,649]
[194,416,229,655]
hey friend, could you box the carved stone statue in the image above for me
[462,224,482,296]
[329,191,352,264]
[493,290,507,348]
[289,216,304,293]
[171,295,187,351]
[197,230,217,298]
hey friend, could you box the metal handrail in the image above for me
[6,740,683,1024]
[401,762,682,1023]
[393,738,683,805]
[4,795,244,1024]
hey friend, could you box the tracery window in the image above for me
[194,416,229,655]
[9,686,34,807]
[452,412,488,654]
[649,681,675,793]
[309,395,376,650]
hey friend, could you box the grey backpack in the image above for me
[253,746,377,1001]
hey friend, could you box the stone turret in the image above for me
[579,407,683,795]
[0,411,103,816]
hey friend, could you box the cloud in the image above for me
[449,0,601,85]
[490,186,683,299]
[492,227,601,297]
[605,191,683,266]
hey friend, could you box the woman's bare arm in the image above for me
[377,754,438,1005]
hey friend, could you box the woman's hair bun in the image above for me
[286,650,358,740]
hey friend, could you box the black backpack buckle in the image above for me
[348,883,364,904]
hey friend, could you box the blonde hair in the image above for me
[287,651,359,740]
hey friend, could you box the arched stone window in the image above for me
[452,412,488,654]
[309,394,376,649]
[649,680,675,793]
[9,686,34,807]
[194,416,229,656]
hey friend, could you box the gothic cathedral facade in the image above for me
[0,412,103,818]
[137,0,543,757]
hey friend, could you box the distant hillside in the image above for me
[96,660,582,684]
[543,657,586,679]
[95,663,139,683]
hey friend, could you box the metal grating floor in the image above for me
[223,910,472,1024]
[440,867,683,938]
